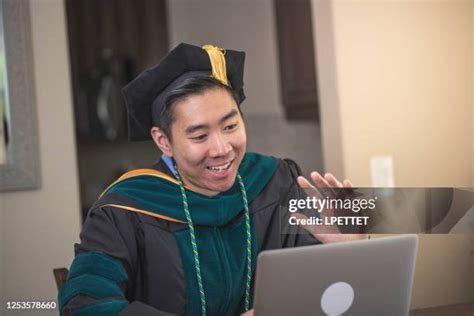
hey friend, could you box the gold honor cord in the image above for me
[202,44,229,86]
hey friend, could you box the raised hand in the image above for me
[295,172,367,243]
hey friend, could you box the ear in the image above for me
[151,127,173,157]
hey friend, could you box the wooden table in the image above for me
[410,303,473,316]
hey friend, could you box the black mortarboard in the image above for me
[122,43,246,141]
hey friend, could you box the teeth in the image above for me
[208,161,231,172]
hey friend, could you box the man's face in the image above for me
[162,88,247,196]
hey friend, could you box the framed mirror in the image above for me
[0,0,41,191]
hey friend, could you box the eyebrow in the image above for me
[185,109,239,135]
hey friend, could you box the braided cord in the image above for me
[237,174,252,312]
[174,170,207,316]
[174,168,252,315]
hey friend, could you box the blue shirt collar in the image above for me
[161,154,177,176]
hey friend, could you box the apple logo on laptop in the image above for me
[320,281,354,316]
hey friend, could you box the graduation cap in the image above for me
[122,43,246,141]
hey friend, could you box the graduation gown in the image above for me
[59,153,320,316]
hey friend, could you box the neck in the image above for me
[182,177,221,197]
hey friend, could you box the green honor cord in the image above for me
[237,173,252,312]
[174,167,252,316]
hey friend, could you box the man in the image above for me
[59,43,365,316]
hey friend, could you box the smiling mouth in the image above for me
[206,160,233,173]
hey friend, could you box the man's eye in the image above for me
[224,123,238,131]
[191,134,207,141]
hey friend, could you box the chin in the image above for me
[218,181,235,192]
[208,178,236,194]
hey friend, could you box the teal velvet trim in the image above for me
[58,274,124,310]
[71,299,128,316]
[102,152,277,226]
[175,218,258,316]
[68,252,128,283]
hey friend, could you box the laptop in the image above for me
[253,235,418,316]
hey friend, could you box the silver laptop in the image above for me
[253,235,418,316]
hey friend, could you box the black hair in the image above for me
[154,76,242,141]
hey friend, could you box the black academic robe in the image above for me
[59,156,320,316]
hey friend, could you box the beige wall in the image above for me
[315,0,473,187]
[312,0,473,309]
[0,0,81,314]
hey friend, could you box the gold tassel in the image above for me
[202,44,229,86]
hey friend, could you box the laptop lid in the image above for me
[253,235,418,316]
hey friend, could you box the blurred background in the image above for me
[0,0,473,315]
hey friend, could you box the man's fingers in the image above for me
[292,213,338,236]
[311,171,336,197]
[324,173,342,188]
[312,233,368,244]
[311,171,333,193]
[343,179,353,188]
[299,172,353,196]
[297,176,325,199]
[310,171,330,188]
[296,176,313,189]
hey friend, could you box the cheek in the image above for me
[233,129,247,150]
[175,142,208,167]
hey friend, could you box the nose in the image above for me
[208,133,232,158]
